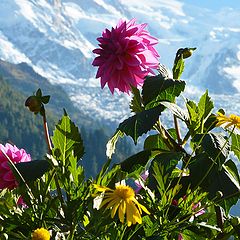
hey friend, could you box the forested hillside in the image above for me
[0,61,134,176]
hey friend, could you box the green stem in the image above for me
[154,120,186,153]
[41,107,66,217]
[181,130,191,146]
[174,115,182,144]
[119,225,127,240]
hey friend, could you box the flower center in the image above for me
[114,185,135,200]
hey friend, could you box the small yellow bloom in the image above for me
[32,228,50,240]
[216,112,240,130]
[94,184,150,227]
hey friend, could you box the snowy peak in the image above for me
[0,0,240,125]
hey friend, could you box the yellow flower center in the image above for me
[114,185,135,200]
[32,228,50,240]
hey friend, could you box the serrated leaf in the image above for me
[118,105,165,144]
[142,75,185,109]
[13,160,51,184]
[183,154,240,205]
[120,149,163,174]
[223,160,240,188]
[144,134,169,151]
[148,152,183,193]
[231,133,240,160]
[192,133,230,165]
[51,112,84,166]
[186,99,198,123]
[198,90,214,121]
[160,101,189,122]
[130,86,144,113]
[106,130,124,159]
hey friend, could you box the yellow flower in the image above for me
[32,228,50,240]
[94,184,150,227]
[216,112,240,130]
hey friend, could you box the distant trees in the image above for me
[0,76,134,176]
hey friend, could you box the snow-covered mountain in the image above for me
[0,0,240,127]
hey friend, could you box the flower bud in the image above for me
[182,48,196,59]
[25,96,42,113]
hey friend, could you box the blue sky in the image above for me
[183,0,240,10]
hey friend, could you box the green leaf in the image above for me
[142,75,185,109]
[148,152,184,192]
[186,92,214,134]
[198,90,214,121]
[144,134,169,151]
[120,149,163,174]
[186,100,198,121]
[160,101,189,122]
[68,155,84,186]
[192,133,230,165]
[184,154,240,204]
[231,133,240,160]
[51,111,84,166]
[118,105,165,144]
[224,159,240,184]
[130,86,144,113]
[13,160,51,183]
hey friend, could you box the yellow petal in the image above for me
[132,198,150,215]
[93,184,112,192]
[100,197,113,208]
[126,201,134,227]
[118,201,126,223]
[111,202,120,218]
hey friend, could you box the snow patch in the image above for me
[0,31,31,64]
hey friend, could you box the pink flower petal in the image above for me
[92,18,160,94]
[0,143,31,190]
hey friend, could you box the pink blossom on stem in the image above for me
[92,18,159,94]
[0,143,31,190]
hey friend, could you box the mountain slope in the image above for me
[0,59,135,176]
[0,0,239,128]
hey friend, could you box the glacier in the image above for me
[0,0,239,126]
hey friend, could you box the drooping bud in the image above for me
[25,89,50,115]
[181,48,196,59]
[25,96,42,114]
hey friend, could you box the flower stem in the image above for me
[42,108,52,153]
[41,107,66,216]
[174,115,182,144]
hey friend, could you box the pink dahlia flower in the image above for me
[0,143,31,190]
[92,18,159,94]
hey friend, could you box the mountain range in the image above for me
[0,0,240,128]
